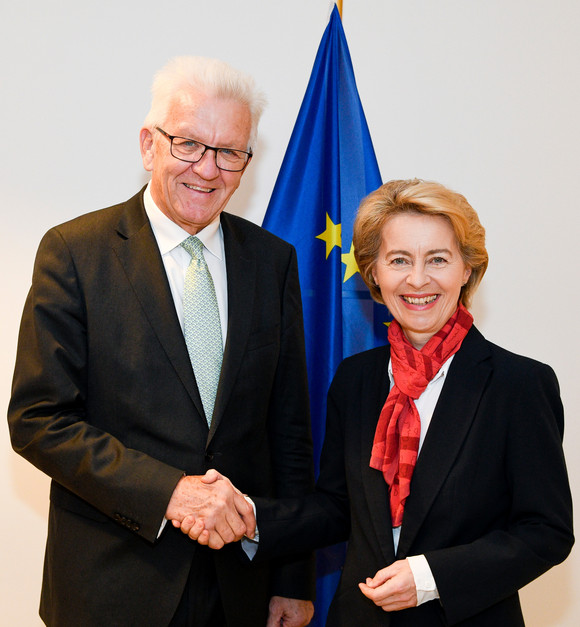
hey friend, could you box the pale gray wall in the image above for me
[1,1,578,624]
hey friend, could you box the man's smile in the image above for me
[183,183,215,193]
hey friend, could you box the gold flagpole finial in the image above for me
[336,1,343,18]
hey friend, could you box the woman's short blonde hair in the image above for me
[353,179,488,308]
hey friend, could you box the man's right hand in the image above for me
[166,472,255,549]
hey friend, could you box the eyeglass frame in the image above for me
[155,127,253,172]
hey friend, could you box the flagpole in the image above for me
[336,1,342,18]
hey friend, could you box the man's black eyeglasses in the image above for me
[156,127,252,172]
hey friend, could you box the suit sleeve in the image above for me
[259,246,317,601]
[425,361,574,625]
[7,227,184,543]
[254,360,351,558]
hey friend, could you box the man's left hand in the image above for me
[266,596,314,627]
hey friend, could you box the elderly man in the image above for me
[8,56,315,627]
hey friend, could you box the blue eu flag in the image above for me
[262,5,390,624]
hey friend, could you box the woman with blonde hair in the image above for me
[189,179,574,626]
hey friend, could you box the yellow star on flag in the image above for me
[316,213,342,259]
[341,242,360,283]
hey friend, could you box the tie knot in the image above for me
[181,235,204,259]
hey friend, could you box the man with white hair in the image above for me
[9,56,315,627]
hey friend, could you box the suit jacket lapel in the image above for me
[208,213,256,442]
[360,348,397,564]
[396,326,492,557]
[111,190,205,419]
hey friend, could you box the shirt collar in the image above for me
[143,183,223,259]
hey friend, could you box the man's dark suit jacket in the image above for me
[8,189,315,626]
[256,326,574,626]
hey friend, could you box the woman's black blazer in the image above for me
[256,325,574,626]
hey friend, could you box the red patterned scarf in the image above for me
[370,304,473,527]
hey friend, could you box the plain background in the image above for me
[1,1,578,625]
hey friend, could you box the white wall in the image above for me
[1,1,578,624]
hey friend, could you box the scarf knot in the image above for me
[370,304,473,527]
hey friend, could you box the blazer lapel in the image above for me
[207,213,256,442]
[360,349,397,564]
[396,327,492,557]
[111,191,205,419]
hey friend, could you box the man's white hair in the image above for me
[144,56,267,150]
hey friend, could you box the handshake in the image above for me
[165,469,255,549]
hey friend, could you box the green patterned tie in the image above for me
[180,236,223,425]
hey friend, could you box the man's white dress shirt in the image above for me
[143,184,228,345]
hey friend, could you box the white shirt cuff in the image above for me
[407,555,439,605]
[158,517,168,538]
[241,496,259,560]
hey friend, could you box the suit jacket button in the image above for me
[205,453,214,462]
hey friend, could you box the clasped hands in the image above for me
[165,469,254,549]
[166,471,418,612]
[166,471,315,625]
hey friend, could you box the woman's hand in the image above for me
[170,469,255,547]
[358,559,417,611]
